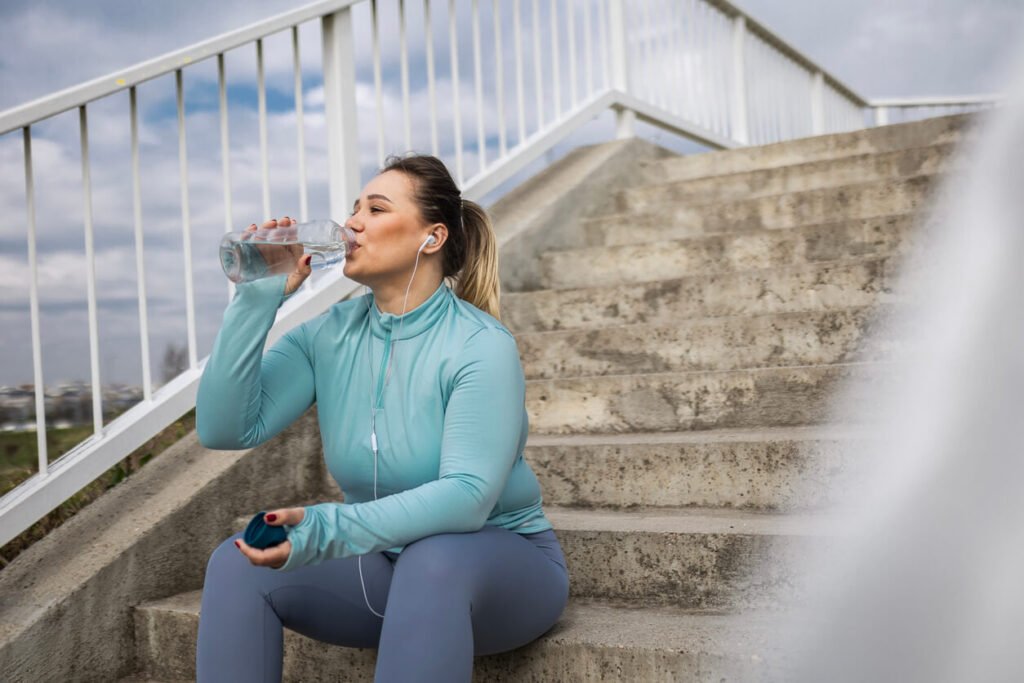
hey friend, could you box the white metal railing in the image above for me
[0,0,1002,547]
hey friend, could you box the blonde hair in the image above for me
[380,154,501,320]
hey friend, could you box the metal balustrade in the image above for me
[0,0,1002,547]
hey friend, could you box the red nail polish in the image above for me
[266,513,277,522]
[234,540,241,548]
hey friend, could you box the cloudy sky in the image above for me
[1,0,1022,394]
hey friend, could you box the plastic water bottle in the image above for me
[219,219,358,284]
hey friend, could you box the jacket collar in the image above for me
[365,281,452,340]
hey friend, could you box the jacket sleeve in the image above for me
[196,274,315,450]
[275,325,525,572]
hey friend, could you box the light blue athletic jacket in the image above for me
[196,274,552,572]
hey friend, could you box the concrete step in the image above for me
[132,591,800,681]
[540,213,915,290]
[524,426,869,511]
[548,505,834,608]
[526,362,886,435]
[516,306,898,380]
[638,111,975,183]
[504,257,900,334]
[623,142,960,210]
[581,174,939,246]
[228,500,836,608]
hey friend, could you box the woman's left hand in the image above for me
[234,507,306,569]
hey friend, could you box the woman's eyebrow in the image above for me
[352,194,393,210]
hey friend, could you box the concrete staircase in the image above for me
[102,112,976,681]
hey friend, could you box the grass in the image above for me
[0,409,196,571]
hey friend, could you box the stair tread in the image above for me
[628,140,961,196]
[541,212,917,259]
[526,424,871,447]
[134,589,800,658]
[638,112,974,179]
[544,504,837,537]
[506,253,894,300]
[526,357,888,384]
[513,303,889,339]
[585,171,942,219]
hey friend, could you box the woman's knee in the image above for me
[204,530,246,576]
[396,533,472,586]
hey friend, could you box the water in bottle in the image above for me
[219,219,358,284]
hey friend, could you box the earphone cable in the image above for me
[357,236,430,620]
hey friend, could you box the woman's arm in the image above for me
[196,274,315,450]
[275,325,524,572]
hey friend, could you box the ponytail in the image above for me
[453,199,501,320]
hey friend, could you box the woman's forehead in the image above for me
[362,170,414,204]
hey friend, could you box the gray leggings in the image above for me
[196,524,570,682]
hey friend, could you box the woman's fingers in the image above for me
[284,255,313,296]
[234,537,290,570]
[263,506,307,526]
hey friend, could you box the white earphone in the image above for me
[420,234,437,249]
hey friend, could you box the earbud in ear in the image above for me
[417,234,437,253]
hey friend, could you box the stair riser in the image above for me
[623,143,959,209]
[525,437,860,510]
[641,114,974,183]
[584,175,936,246]
[134,606,785,681]
[526,364,884,435]
[505,258,898,334]
[559,529,822,609]
[518,307,897,380]
[541,214,914,290]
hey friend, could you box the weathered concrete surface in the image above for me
[505,257,902,333]
[582,173,942,246]
[132,591,804,681]
[623,142,962,208]
[541,213,917,290]
[0,409,336,683]
[548,505,839,608]
[491,137,676,293]
[516,306,900,379]
[524,427,869,510]
[525,362,892,435]
[639,111,977,183]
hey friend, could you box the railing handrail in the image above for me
[869,95,1004,107]
[705,0,869,107]
[0,0,359,137]
[0,0,882,140]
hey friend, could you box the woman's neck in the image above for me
[372,271,444,315]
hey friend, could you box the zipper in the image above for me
[374,326,392,411]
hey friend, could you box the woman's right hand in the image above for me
[243,216,312,296]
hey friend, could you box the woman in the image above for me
[194,154,570,682]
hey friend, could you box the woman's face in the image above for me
[343,170,435,287]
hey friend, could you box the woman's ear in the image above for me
[425,223,448,252]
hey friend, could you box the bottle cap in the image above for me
[243,511,289,549]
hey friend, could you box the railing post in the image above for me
[811,70,825,135]
[321,8,361,221]
[875,106,889,126]
[607,0,635,139]
[730,14,749,145]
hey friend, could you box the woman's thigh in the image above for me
[204,530,396,649]
[388,525,570,655]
